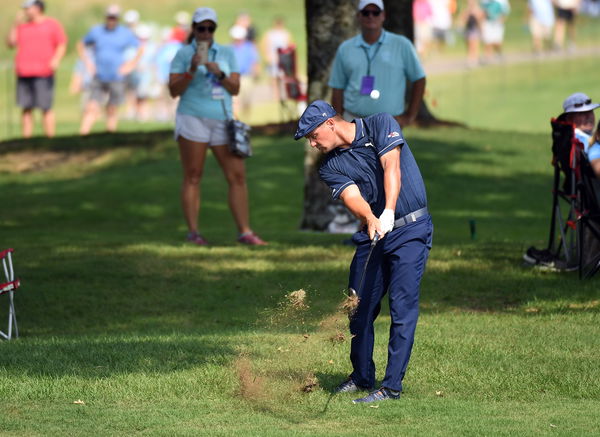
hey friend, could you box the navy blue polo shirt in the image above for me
[319,113,427,218]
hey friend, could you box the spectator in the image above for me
[561,92,599,157]
[131,24,160,122]
[260,16,293,101]
[528,0,555,54]
[234,11,257,42]
[589,121,600,178]
[154,28,182,121]
[78,5,142,135]
[553,0,581,51]
[229,25,260,121]
[329,0,426,128]
[171,11,191,43]
[168,7,266,246]
[6,0,67,138]
[459,0,484,67]
[430,0,455,52]
[480,0,511,61]
[413,0,433,56]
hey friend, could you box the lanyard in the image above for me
[362,41,382,76]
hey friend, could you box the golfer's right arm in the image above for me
[340,185,382,240]
[169,54,201,97]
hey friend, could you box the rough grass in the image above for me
[1,59,600,434]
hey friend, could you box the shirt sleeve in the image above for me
[327,43,348,90]
[82,27,96,46]
[588,142,600,162]
[127,29,140,48]
[52,19,67,46]
[319,161,355,200]
[400,36,426,82]
[374,113,405,156]
[169,46,189,74]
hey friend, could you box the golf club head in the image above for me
[348,287,357,297]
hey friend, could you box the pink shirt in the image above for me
[14,17,67,77]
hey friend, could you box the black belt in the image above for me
[394,207,428,229]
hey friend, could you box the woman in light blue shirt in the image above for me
[169,7,266,246]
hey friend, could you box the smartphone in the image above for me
[196,41,209,65]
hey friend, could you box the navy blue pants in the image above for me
[348,215,433,392]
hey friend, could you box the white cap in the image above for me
[124,9,140,24]
[358,0,384,11]
[192,7,218,24]
[229,25,247,40]
[174,10,190,25]
[562,92,600,114]
[105,4,121,17]
[136,24,152,40]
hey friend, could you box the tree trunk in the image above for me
[301,0,358,230]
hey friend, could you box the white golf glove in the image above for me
[379,209,395,235]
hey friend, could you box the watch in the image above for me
[218,71,226,81]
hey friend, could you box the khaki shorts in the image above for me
[174,113,229,146]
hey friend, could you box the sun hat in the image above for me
[562,92,600,114]
[294,100,337,140]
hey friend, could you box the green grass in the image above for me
[1,112,600,434]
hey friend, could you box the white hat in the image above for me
[136,24,152,40]
[192,7,218,24]
[229,25,247,40]
[124,9,140,24]
[562,92,600,113]
[358,0,384,11]
[174,10,190,25]
[105,4,121,17]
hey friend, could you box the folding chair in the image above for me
[0,248,20,340]
[276,45,306,122]
[544,117,600,278]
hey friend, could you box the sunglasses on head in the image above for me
[573,99,592,108]
[360,9,381,17]
[196,25,216,33]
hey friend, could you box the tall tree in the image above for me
[301,0,418,230]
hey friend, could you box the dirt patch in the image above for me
[339,293,359,317]
[0,150,105,173]
[235,354,266,402]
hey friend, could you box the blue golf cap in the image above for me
[294,100,337,140]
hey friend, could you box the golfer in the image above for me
[294,100,433,403]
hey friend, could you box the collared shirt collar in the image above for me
[356,29,387,48]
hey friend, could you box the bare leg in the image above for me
[21,108,33,138]
[106,104,119,132]
[80,100,99,135]
[211,145,252,234]
[178,136,209,234]
[42,109,55,137]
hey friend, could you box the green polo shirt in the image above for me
[328,30,425,117]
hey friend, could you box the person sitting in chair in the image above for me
[560,92,600,178]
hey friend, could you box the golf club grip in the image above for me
[371,232,380,247]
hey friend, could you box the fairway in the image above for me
[1,116,600,434]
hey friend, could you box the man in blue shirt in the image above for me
[329,0,426,127]
[77,5,142,134]
[295,100,433,403]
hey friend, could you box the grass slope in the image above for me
[0,118,599,435]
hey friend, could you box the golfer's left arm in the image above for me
[380,146,401,214]
[340,186,382,240]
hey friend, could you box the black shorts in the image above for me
[16,76,55,111]
[556,7,575,21]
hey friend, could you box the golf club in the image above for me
[348,232,380,300]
